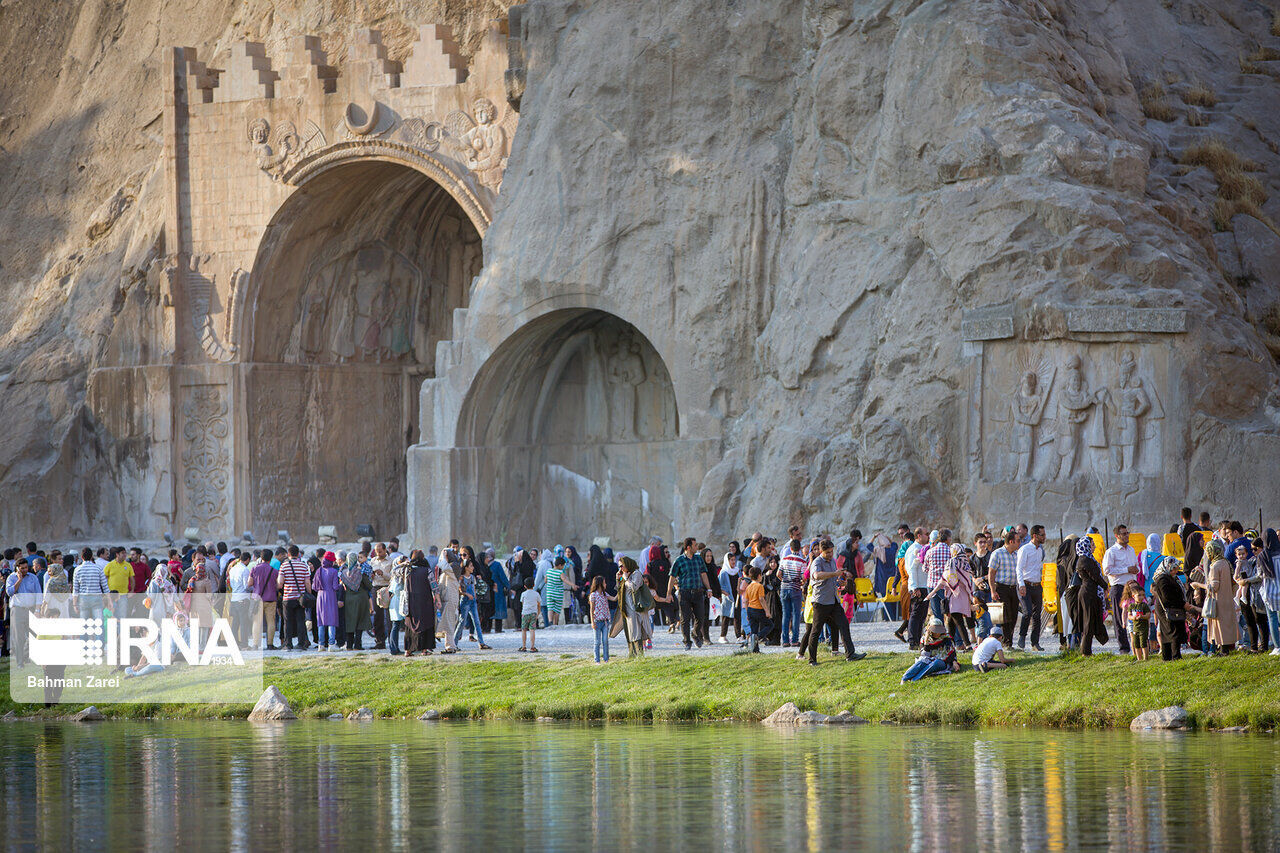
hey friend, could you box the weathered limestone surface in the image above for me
[2,0,1280,546]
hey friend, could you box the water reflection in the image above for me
[0,722,1276,851]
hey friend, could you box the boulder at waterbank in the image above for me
[247,685,296,722]
[1130,706,1189,731]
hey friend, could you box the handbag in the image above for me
[634,581,654,613]
[1201,593,1217,620]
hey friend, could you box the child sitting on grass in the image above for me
[1121,580,1151,661]
[971,625,1011,672]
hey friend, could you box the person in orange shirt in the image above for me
[744,567,773,653]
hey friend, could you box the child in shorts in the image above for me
[1122,580,1150,661]
[520,586,542,652]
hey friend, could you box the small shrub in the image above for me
[1140,83,1177,121]
[1273,11,1280,37]
[1182,83,1218,107]
[1180,138,1260,174]
[1186,107,1208,127]
[1217,168,1268,205]
[1241,53,1265,74]
[1247,46,1280,62]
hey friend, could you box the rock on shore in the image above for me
[1130,706,1189,731]
[248,685,296,722]
[763,702,869,726]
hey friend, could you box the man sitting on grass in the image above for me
[972,625,1011,672]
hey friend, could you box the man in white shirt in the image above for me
[227,556,254,648]
[904,528,929,649]
[1014,524,1047,651]
[1101,524,1137,653]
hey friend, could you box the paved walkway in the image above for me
[262,612,1081,662]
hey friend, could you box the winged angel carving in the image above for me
[441,97,517,191]
[247,118,324,181]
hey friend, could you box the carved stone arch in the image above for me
[237,153,484,538]
[280,139,491,235]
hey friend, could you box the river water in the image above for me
[0,721,1275,850]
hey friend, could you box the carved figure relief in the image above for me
[248,117,324,180]
[442,98,517,190]
[606,332,647,441]
[182,386,231,531]
[1054,354,1106,479]
[1110,349,1163,474]
[183,254,237,363]
[287,242,423,364]
[983,346,1165,484]
[1010,353,1054,479]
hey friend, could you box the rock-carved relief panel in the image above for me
[980,345,1166,488]
[527,324,678,447]
[249,367,406,533]
[285,241,424,365]
[180,384,232,532]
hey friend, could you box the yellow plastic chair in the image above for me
[875,577,899,621]
[1087,533,1105,563]
[1162,533,1185,558]
[854,577,877,606]
[1042,562,1058,614]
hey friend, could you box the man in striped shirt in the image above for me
[986,532,1020,648]
[923,529,953,622]
[276,545,313,651]
[778,539,807,647]
[71,547,110,644]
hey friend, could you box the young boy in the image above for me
[744,567,772,653]
[972,625,1011,672]
[520,586,542,652]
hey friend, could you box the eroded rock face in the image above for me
[2,0,1280,543]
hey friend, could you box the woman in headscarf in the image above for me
[341,552,373,650]
[145,562,177,623]
[314,552,342,650]
[1068,536,1108,656]
[388,555,410,654]
[487,548,509,633]
[939,543,976,651]
[1261,529,1280,653]
[584,545,615,599]
[646,543,672,629]
[403,550,437,656]
[611,556,653,657]
[1055,535,1078,649]
[184,556,215,644]
[42,559,73,618]
[1151,555,1187,660]
[718,543,742,643]
[438,547,462,652]
[1192,539,1237,654]
[701,546,721,629]
[565,545,585,622]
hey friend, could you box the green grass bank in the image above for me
[3,652,1279,730]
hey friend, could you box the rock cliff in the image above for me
[2,0,1279,541]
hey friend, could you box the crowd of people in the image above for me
[2,506,1277,676]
